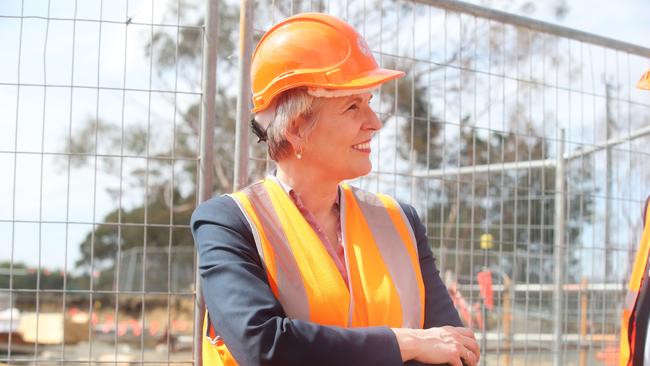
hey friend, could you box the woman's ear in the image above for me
[284,116,305,153]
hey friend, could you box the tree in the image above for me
[64,1,241,289]
[65,0,594,295]
[361,1,594,286]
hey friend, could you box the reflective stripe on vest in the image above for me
[620,197,650,366]
[203,179,425,365]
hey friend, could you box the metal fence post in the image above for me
[195,0,220,364]
[553,129,566,366]
[233,0,254,191]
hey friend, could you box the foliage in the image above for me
[65,0,593,287]
[0,261,88,290]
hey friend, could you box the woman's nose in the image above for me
[364,107,383,131]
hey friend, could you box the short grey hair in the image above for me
[254,88,322,161]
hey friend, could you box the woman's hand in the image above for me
[391,326,480,366]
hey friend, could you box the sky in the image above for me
[465,0,650,49]
[1,0,649,281]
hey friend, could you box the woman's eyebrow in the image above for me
[345,96,364,105]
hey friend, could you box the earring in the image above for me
[296,146,303,160]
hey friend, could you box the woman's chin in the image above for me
[343,162,372,180]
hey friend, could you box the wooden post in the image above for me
[502,274,512,366]
[579,277,589,366]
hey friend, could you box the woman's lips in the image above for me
[351,141,371,153]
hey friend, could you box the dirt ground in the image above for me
[3,297,196,365]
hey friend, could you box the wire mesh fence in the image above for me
[1,0,207,364]
[1,0,649,365]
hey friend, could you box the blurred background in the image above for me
[1,0,649,365]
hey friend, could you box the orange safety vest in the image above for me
[620,197,650,366]
[202,179,426,365]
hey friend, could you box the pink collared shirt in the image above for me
[268,175,349,288]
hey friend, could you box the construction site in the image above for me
[1,0,649,365]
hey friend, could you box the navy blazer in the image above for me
[192,194,462,366]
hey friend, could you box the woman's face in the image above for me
[299,92,382,181]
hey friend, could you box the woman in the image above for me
[192,12,480,366]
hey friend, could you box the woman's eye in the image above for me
[346,103,359,111]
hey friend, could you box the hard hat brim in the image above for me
[339,67,406,90]
[638,69,650,90]
[638,80,650,90]
[251,68,405,113]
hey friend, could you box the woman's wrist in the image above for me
[390,328,420,362]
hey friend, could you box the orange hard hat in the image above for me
[250,12,405,113]
[638,68,650,90]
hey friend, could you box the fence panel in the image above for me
[245,1,650,365]
[0,0,217,364]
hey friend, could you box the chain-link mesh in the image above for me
[0,0,210,364]
[247,1,650,365]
